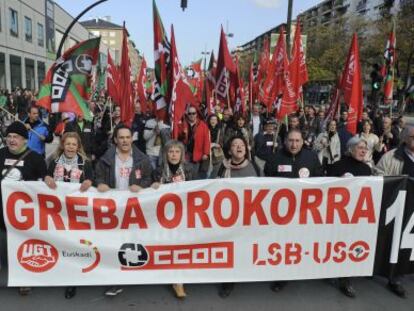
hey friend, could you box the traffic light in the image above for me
[181,0,187,11]
[370,64,383,91]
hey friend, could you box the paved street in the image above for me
[0,276,413,310]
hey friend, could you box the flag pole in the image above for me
[56,0,108,59]
[0,106,45,139]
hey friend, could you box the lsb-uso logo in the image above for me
[118,242,234,270]
[17,239,59,273]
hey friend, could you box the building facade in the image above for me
[0,0,108,92]
[298,0,402,30]
[80,17,142,77]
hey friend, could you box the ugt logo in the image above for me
[118,243,149,268]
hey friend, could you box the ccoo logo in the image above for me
[17,239,59,273]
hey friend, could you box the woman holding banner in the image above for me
[150,140,194,299]
[213,135,258,297]
[327,136,371,298]
[44,131,94,299]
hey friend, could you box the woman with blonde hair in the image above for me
[44,131,94,299]
[150,140,193,298]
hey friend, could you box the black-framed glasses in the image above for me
[187,112,197,115]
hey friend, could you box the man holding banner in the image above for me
[0,122,47,295]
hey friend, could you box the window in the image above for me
[24,16,32,42]
[9,8,18,37]
[10,55,22,89]
[102,39,108,44]
[37,23,44,46]
[0,53,5,89]
[110,40,115,45]
[101,31,108,36]
[109,31,116,37]
[25,58,35,90]
[91,30,100,36]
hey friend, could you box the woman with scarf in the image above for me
[44,132,93,299]
[213,135,258,297]
[151,140,194,298]
[356,119,382,168]
[313,119,341,173]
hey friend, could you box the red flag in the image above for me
[136,57,148,114]
[249,62,254,111]
[277,47,297,120]
[215,26,236,106]
[340,33,363,135]
[119,25,133,126]
[107,51,121,105]
[290,21,308,98]
[260,28,286,111]
[324,83,341,124]
[255,36,270,101]
[207,51,216,93]
[169,25,197,139]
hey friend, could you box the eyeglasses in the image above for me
[187,112,197,116]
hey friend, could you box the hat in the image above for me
[264,118,276,126]
[6,121,28,139]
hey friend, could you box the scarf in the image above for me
[161,162,186,184]
[222,158,249,178]
[54,154,82,183]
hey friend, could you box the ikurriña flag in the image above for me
[37,37,100,121]
[382,21,396,105]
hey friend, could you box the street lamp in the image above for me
[286,0,293,58]
[180,0,187,11]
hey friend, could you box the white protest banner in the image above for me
[1,177,383,286]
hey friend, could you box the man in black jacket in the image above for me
[264,128,323,178]
[95,124,152,297]
[0,121,47,295]
[264,128,323,292]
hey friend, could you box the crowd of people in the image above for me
[0,88,413,300]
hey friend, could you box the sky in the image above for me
[55,0,321,66]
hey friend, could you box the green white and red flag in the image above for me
[187,59,203,102]
[153,0,170,115]
[382,22,396,104]
[37,37,100,121]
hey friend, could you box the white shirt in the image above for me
[115,151,133,190]
[252,115,261,137]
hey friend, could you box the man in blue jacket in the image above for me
[24,105,49,156]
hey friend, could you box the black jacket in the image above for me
[95,145,152,189]
[264,147,323,178]
[65,120,96,157]
[327,155,372,177]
